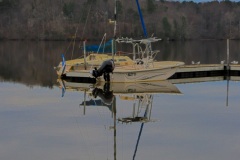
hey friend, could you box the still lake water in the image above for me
[1,40,240,160]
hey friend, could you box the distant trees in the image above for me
[1,0,240,40]
[0,0,18,9]
[162,17,171,38]
[146,0,156,14]
[63,2,75,19]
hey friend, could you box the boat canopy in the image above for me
[85,39,112,53]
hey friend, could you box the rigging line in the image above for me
[77,94,107,160]
[74,118,92,160]
[97,33,107,54]
[95,100,109,127]
[74,105,93,160]
[63,38,74,56]
[103,34,107,53]
[88,33,108,69]
[71,27,79,60]
[78,1,93,49]
[71,1,93,59]
[94,100,111,159]
[70,1,88,59]
[71,9,86,59]
[68,0,94,59]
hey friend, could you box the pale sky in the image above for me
[175,0,240,2]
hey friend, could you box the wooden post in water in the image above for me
[226,39,230,107]
[112,96,116,160]
[83,90,86,115]
[83,40,87,70]
[227,39,229,66]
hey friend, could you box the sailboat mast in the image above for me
[136,0,148,38]
[112,0,117,59]
[136,0,152,60]
[114,0,117,38]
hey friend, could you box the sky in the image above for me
[176,0,240,2]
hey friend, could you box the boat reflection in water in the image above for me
[57,79,181,159]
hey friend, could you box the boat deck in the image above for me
[68,61,184,73]
[112,61,184,72]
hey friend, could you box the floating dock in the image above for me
[169,64,240,84]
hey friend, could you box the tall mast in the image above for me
[136,0,148,38]
[112,0,117,59]
[114,0,117,38]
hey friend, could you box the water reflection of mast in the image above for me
[90,86,155,160]
[81,83,117,159]
[226,74,229,107]
[133,95,153,160]
[118,94,153,159]
[58,79,181,159]
[113,96,117,160]
[226,39,230,107]
[83,89,86,115]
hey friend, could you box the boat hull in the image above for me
[65,61,184,82]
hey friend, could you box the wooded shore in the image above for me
[1,0,240,41]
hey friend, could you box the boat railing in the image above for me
[116,37,161,61]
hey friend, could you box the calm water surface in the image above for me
[1,41,240,160]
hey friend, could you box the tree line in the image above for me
[1,0,240,41]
